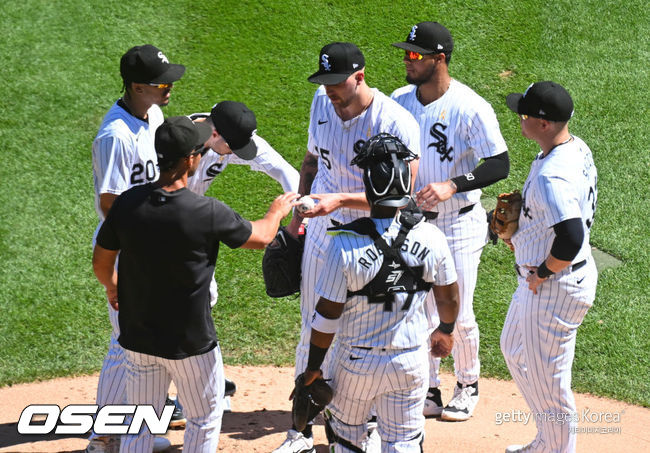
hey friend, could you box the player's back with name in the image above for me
[326,217,455,349]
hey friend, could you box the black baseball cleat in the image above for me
[225,378,237,397]
[166,395,186,429]
[423,387,444,417]
[441,381,479,421]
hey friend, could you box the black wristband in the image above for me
[537,261,555,279]
[307,343,328,371]
[438,321,455,335]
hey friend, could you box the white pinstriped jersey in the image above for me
[92,102,164,221]
[511,136,597,267]
[315,216,457,349]
[391,80,507,213]
[187,134,299,195]
[308,86,421,225]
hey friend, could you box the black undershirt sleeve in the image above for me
[450,151,510,193]
[550,218,584,261]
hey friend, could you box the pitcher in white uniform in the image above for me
[273,42,421,453]
[501,81,598,453]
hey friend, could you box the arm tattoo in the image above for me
[298,153,319,196]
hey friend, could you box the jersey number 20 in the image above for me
[130,160,156,185]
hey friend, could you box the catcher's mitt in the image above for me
[489,190,523,239]
[292,372,333,432]
[262,226,304,298]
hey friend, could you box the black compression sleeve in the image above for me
[307,343,328,371]
[451,152,509,193]
[550,218,584,261]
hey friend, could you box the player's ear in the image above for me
[355,71,365,84]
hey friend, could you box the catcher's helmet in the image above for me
[353,133,414,208]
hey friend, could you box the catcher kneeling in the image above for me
[293,134,460,452]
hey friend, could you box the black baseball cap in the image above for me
[308,42,366,85]
[120,44,185,84]
[210,101,258,160]
[155,116,212,164]
[392,22,454,55]
[506,81,574,122]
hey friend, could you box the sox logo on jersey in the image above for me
[428,122,453,162]
[391,79,508,396]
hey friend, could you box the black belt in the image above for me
[423,204,474,220]
[515,259,586,278]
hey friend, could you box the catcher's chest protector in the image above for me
[329,217,432,311]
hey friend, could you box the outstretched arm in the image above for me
[241,192,299,249]
[286,152,319,237]
[417,152,509,210]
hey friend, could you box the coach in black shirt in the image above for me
[93,116,297,453]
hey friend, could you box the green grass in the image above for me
[0,0,648,407]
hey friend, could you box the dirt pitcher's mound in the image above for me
[0,366,648,452]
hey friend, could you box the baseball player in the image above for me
[391,22,510,421]
[501,82,598,453]
[92,116,298,453]
[185,101,299,414]
[273,42,421,453]
[189,101,299,304]
[187,101,299,199]
[302,134,459,452]
[89,44,185,453]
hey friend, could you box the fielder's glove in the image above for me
[489,190,523,240]
[262,226,304,298]
[291,372,333,432]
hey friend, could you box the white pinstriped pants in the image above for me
[295,215,334,379]
[327,342,428,452]
[92,228,128,427]
[425,205,487,386]
[120,345,224,453]
[500,258,596,453]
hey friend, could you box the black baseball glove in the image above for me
[291,372,333,432]
[262,226,304,298]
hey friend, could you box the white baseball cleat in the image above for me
[505,443,534,452]
[272,429,315,453]
[441,381,479,421]
[362,426,381,453]
[423,387,443,417]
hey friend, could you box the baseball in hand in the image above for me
[296,196,316,214]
